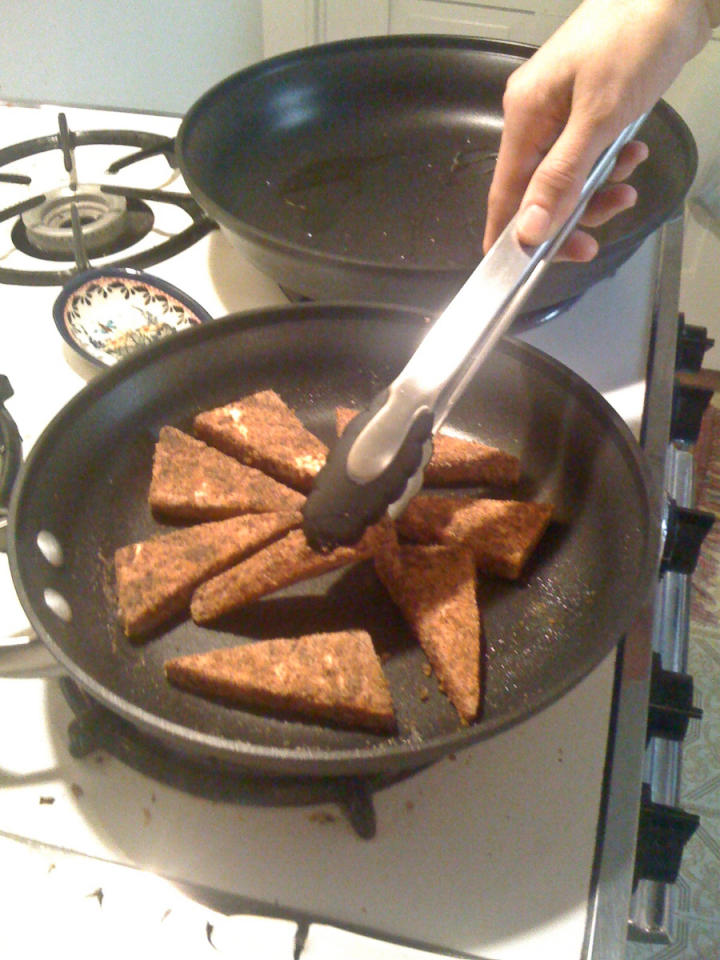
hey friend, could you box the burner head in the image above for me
[20,184,128,256]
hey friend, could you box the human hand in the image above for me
[483,0,718,260]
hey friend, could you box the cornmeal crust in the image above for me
[396,494,553,580]
[149,426,305,520]
[115,511,300,638]
[194,389,328,492]
[164,629,396,733]
[375,539,481,723]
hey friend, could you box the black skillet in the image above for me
[7,303,660,777]
[176,35,696,316]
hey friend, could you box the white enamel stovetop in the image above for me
[0,103,660,960]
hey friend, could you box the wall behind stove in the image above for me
[0,0,264,114]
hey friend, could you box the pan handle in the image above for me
[0,632,66,679]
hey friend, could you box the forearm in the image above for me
[705,0,720,27]
[564,0,714,74]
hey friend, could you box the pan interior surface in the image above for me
[8,305,658,775]
[180,38,512,269]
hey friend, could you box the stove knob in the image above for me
[647,652,702,742]
[676,315,715,371]
[661,499,714,575]
[634,783,700,887]
[672,316,715,441]
[671,380,714,443]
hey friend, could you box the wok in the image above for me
[176,34,696,315]
[8,303,660,777]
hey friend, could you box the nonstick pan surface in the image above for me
[176,34,696,315]
[8,304,659,776]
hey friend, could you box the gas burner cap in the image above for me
[21,184,128,256]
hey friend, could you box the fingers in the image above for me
[482,71,567,254]
[488,133,648,260]
[482,59,649,259]
[516,182,639,262]
[551,180,639,261]
[525,142,646,257]
[481,0,708,262]
[514,113,617,248]
[607,139,649,182]
[483,111,598,253]
[555,230,599,262]
[579,181,637,229]
[483,151,539,254]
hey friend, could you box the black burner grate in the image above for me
[0,114,216,285]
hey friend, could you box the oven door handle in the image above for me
[0,631,66,678]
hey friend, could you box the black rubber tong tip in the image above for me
[302,399,433,551]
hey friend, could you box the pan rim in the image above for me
[7,302,661,777]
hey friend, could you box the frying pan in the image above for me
[7,303,660,777]
[176,34,696,315]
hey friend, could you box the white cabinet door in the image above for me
[262,0,579,56]
[387,0,573,45]
[262,0,389,55]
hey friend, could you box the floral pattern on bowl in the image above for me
[55,271,212,366]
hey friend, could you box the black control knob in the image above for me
[671,381,713,443]
[634,783,700,887]
[676,315,714,371]
[647,652,702,742]
[661,500,715,575]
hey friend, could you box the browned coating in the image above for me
[374,540,481,723]
[164,630,396,733]
[115,511,301,638]
[335,407,520,486]
[190,521,393,624]
[149,426,305,520]
[396,495,553,580]
[194,389,328,492]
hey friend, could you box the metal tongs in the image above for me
[302,113,650,549]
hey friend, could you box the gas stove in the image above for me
[0,102,713,960]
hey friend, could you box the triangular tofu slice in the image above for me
[335,407,520,486]
[396,494,552,580]
[374,541,481,724]
[194,389,328,492]
[191,521,392,624]
[149,426,305,520]
[115,511,300,639]
[164,630,396,733]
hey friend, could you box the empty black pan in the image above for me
[7,303,660,777]
[176,34,696,315]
